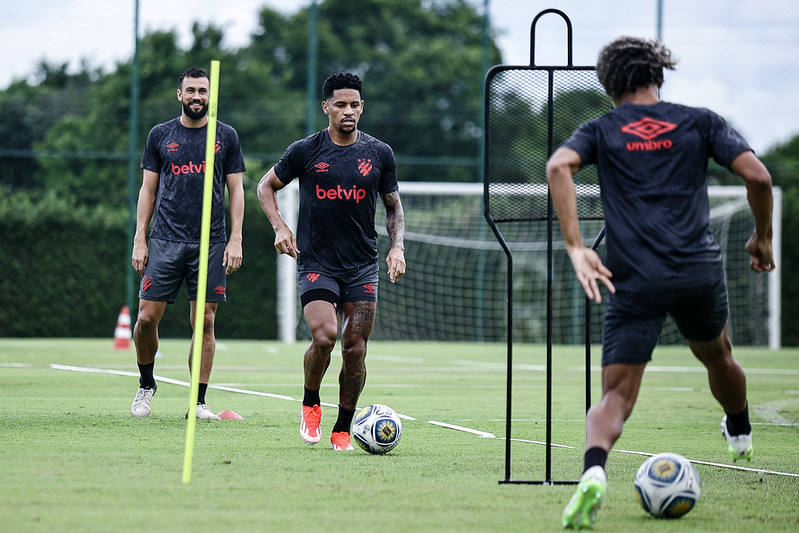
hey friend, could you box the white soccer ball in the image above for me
[352,404,403,454]
[634,453,701,518]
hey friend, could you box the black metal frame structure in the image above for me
[483,9,607,485]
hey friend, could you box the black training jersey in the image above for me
[274,129,398,272]
[141,117,246,243]
[563,101,751,290]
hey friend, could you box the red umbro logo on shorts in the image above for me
[314,162,330,173]
[214,286,225,295]
[363,283,376,294]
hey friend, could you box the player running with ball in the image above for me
[547,37,775,529]
[258,72,406,451]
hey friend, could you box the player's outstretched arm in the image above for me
[257,167,299,259]
[547,146,615,303]
[731,151,775,273]
[382,190,406,283]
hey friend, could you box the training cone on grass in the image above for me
[113,305,132,350]
[218,410,244,420]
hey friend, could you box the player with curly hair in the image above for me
[548,37,774,529]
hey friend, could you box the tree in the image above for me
[240,0,501,181]
[0,61,98,193]
[32,27,239,206]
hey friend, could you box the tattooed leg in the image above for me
[338,301,376,410]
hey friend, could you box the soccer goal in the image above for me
[367,182,780,349]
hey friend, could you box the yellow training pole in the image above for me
[182,59,220,484]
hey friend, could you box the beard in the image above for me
[183,100,208,121]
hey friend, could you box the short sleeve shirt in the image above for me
[141,118,246,243]
[274,129,398,271]
[562,101,751,290]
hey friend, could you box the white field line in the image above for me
[427,421,496,438]
[50,364,798,477]
[49,364,338,407]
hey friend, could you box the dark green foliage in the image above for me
[762,138,799,344]
[0,190,127,336]
[0,189,277,339]
[0,0,797,343]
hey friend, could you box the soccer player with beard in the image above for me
[130,67,246,421]
[258,72,406,451]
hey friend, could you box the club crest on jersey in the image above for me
[358,158,373,177]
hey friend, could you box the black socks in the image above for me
[198,383,208,405]
[303,386,321,407]
[303,387,354,434]
[726,403,752,436]
[332,406,356,434]
[584,447,608,473]
[138,362,155,389]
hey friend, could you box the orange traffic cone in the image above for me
[113,305,132,350]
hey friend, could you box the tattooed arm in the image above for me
[382,190,406,283]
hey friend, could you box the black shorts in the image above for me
[298,263,379,308]
[601,273,729,365]
[138,238,227,303]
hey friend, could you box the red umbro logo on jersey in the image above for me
[315,162,330,173]
[621,117,677,140]
[167,142,180,152]
[622,117,676,152]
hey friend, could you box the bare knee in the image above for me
[135,311,160,333]
[311,324,338,354]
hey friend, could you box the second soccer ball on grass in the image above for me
[352,404,403,454]
[634,452,701,519]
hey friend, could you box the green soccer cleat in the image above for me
[721,416,753,461]
[562,466,607,530]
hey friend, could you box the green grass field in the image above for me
[1,338,797,532]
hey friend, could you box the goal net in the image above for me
[366,182,781,348]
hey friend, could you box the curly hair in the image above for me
[322,72,363,101]
[596,37,677,101]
